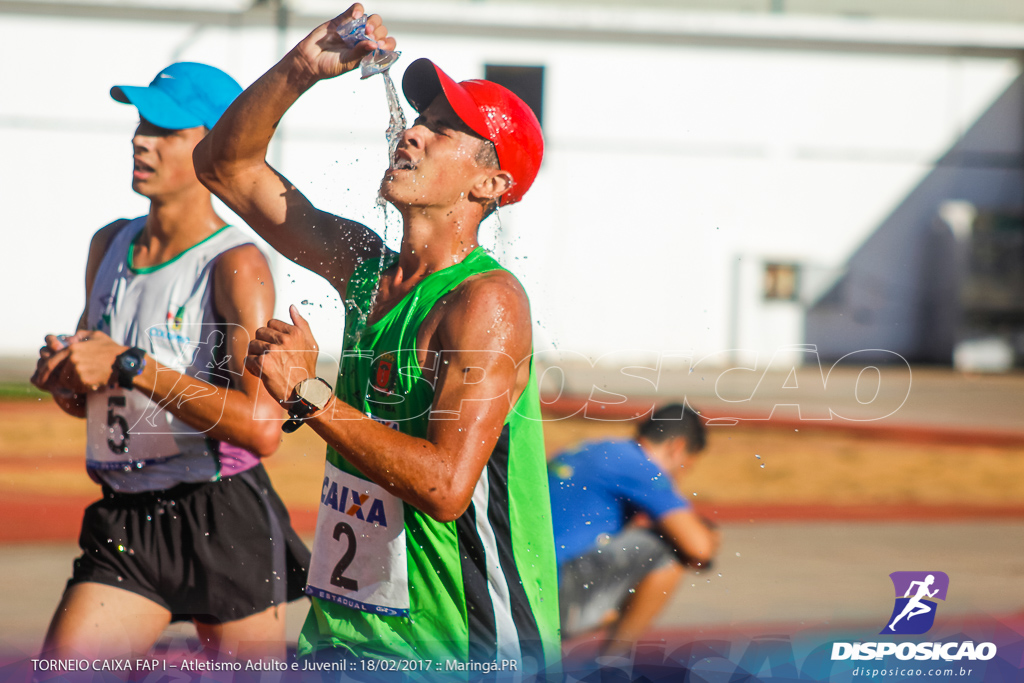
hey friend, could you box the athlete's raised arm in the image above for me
[194,3,396,292]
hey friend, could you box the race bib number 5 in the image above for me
[85,388,182,468]
[306,461,409,617]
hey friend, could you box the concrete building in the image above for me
[2,0,1023,373]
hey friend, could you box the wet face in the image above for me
[130,118,206,199]
[380,95,494,210]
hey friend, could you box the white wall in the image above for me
[0,7,1020,368]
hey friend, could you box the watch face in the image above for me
[115,349,145,389]
[118,349,145,376]
[297,378,334,410]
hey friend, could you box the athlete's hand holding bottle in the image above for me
[292,3,395,83]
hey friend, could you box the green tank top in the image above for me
[297,248,561,677]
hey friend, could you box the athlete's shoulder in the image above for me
[446,268,530,328]
[96,216,134,234]
[85,216,139,275]
[449,266,529,313]
[212,242,273,309]
[215,241,268,267]
[89,217,136,255]
[435,269,532,361]
[213,243,273,292]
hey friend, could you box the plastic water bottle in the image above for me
[336,15,401,79]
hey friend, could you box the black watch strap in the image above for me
[114,347,146,389]
[282,399,318,434]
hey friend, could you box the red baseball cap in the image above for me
[402,58,544,206]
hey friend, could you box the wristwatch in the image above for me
[282,377,334,433]
[114,347,147,389]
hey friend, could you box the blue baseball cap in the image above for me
[110,62,242,130]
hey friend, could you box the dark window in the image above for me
[764,263,801,301]
[484,65,545,127]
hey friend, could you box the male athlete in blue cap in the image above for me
[31,63,309,665]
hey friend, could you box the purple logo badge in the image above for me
[881,571,949,635]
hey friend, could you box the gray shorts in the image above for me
[558,527,677,639]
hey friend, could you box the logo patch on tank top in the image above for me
[371,352,398,395]
[166,305,186,331]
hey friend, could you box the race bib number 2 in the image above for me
[306,461,409,617]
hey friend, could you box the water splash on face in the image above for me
[363,72,408,331]
[376,71,406,211]
[383,71,407,172]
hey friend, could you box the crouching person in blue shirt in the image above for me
[548,404,719,656]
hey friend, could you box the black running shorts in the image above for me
[69,464,310,624]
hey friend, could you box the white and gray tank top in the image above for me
[85,216,261,492]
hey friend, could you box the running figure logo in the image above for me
[881,571,949,635]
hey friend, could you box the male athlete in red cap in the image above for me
[195,3,560,676]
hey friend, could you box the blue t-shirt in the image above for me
[547,439,690,566]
